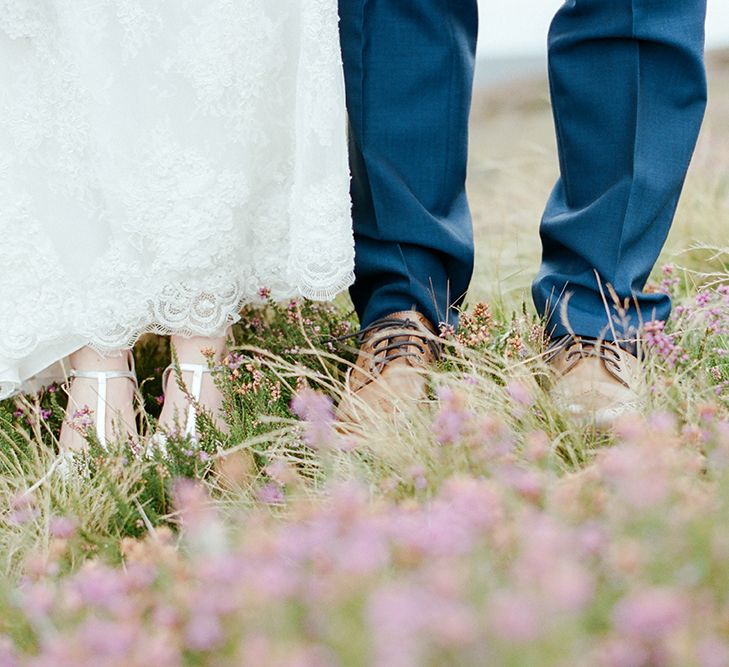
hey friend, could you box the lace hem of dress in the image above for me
[0,269,355,371]
[129,271,357,350]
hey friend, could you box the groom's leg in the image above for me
[533,0,707,341]
[339,1,478,330]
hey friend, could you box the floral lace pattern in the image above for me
[0,0,354,396]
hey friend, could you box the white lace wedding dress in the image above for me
[0,0,354,399]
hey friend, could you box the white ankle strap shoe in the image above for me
[69,351,137,449]
[161,363,213,440]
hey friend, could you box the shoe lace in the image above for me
[336,316,441,374]
[547,336,629,387]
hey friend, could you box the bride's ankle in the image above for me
[70,346,132,372]
[170,333,228,366]
[160,334,230,436]
[61,347,138,450]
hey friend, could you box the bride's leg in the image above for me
[158,334,229,435]
[59,347,138,452]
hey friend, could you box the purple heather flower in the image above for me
[185,614,224,652]
[596,637,649,667]
[642,320,687,369]
[257,483,285,505]
[697,637,729,667]
[696,290,712,307]
[172,479,222,539]
[19,583,54,621]
[69,565,127,610]
[8,492,38,525]
[367,583,430,667]
[488,591,543,643]
[506,380,534,407]
[290,389,336,448]
[78,618,136,659]
[433,387,472,445]
[69,405,94,434]
[408,465,428,490]
[439,322,456,339]
[224,352,245,371]
[49,516,77,540]
[612,588,686,641]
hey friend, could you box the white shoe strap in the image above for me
[69,369,136,448]
[70,370,137,381]
[163,363,213,438]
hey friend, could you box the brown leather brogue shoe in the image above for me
[546,336,644,427]
[337,311,440,424]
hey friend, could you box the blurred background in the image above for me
[468,0,729,312]
[477,0,729,61]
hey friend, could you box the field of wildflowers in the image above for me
[1,53,729,666]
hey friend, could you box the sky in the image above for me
[478,0,729,57]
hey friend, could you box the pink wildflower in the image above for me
[0,637,18,667]
[578,523,609,558]
[8,492,38,525]
[599,445,670,509]
[433,387,472,445]
[488,591,543,643]
[19,582,54,621]
[642,320,687,368]
[49,516,77,539]
[408,465,428,490]
[367,583,432,667]
[506,380,534,407]
[612,588,686,641]
[264,459,297,486]
[257,483,285,505]
[697,637,729,667]
[439,322,456,339]
[69,565,128,612]
[596,637,649,667]
[525,430,550,462]
[657,264,679,296]
[542,562,595,613]
[68,404,94,435]
[696,290,712,307]
[333,523,390,577]
[290,389,336,449]
[500,466,543,502]
[171,480,227,556]
[224,352,245,371]
[77,618,136,659]
[185,614,224,652]
[172,479,213,528]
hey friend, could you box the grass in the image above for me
[0,53,728,666]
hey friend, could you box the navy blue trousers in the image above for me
[340,1,707,338]
[533,0,708,341]
[339,1,478,329]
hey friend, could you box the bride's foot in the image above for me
[59,348,138,453]
[158,335,229,439]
